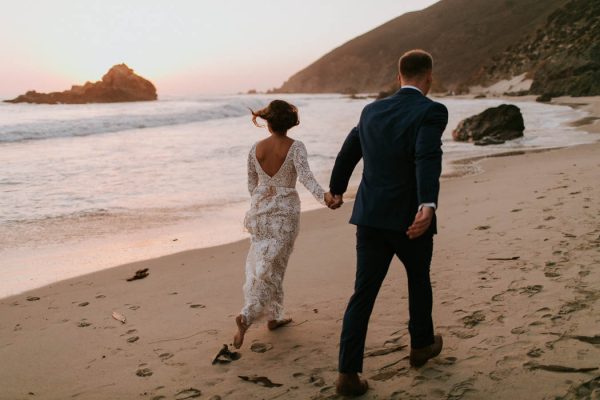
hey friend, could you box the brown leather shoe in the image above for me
[409,334,443,367]
[336,372,369,397]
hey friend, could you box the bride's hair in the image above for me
[250,100,299,134]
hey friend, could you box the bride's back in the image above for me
[255,136,295,177]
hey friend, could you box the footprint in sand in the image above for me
[519,285,543,297]
[77,320,92,327]
[136,368,153,377]
[527,348,544,358]
[159,352,174,361]
[461,311,485,328]
[127,336,139,343]
[370,368,405,381]
[489,369,512,381]
[491,292,506,302]
[559,301,587,315]
[390,389,424,400]
[419,366,447,380]
[78,302,89,307]
[556,376,600,400]
[189,304,206,309]
[510,326,528,335]
[174,388,202,399]
[318,386,334,395]
[544,262,560,277]
[26,296,40,301]
[250,342,273,353]
[450,329,478,339]
[447,379,476,400]
[435,356,457,366]
[308,375,326,387]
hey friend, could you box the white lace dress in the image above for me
[241,140,326,324]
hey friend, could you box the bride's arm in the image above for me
[293,141,326,205]
[247,147,258,195]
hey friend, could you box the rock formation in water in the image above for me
[453,104,525,146]
[5,64,157,104]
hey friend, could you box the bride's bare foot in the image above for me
[233,315,249,349]
[267,318,293,331]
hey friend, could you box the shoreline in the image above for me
[0,137,591,303]
[1,95,598,299]
[2,136,598,399]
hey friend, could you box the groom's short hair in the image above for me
[399,50,433,78]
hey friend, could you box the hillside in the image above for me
[275,0,568,94]
[473,0,600,97]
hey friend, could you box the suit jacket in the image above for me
[329,87,448,234]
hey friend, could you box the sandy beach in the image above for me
[1,98,599,400]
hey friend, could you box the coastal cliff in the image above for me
[274,0,568,94]
[473,0,600,97]
[274,0,600,97]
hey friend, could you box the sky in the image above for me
[0,0,439,98]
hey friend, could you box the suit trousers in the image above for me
[338,225,435,373]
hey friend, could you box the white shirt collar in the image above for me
[401,85,423,94]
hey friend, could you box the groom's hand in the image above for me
[407,206,434,239]
[331,194,343,209]
[325,192,343,209]
[325,192,334,207]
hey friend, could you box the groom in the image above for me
[327,49,448,396]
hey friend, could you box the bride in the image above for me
[234,100,333,348]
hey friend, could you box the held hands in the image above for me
[406,206,434,239]
[325,192,343,210]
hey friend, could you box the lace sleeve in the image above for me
[247,145,258,195]
[293,141,326,205]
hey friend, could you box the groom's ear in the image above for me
[397,74,402,85]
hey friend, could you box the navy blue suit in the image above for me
[330,87,448,373]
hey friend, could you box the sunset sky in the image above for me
[0,0,439,98]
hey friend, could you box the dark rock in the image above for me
[5,64,157,104]
[503,90,529,96]
[536,93,553,102]
[474,137,507,146]
[453,104,525,146]
[126,268,149,281]
[375,89,395,100]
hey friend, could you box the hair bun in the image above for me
[250,100,299,133]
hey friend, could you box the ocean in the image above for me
[0,94,595,297]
